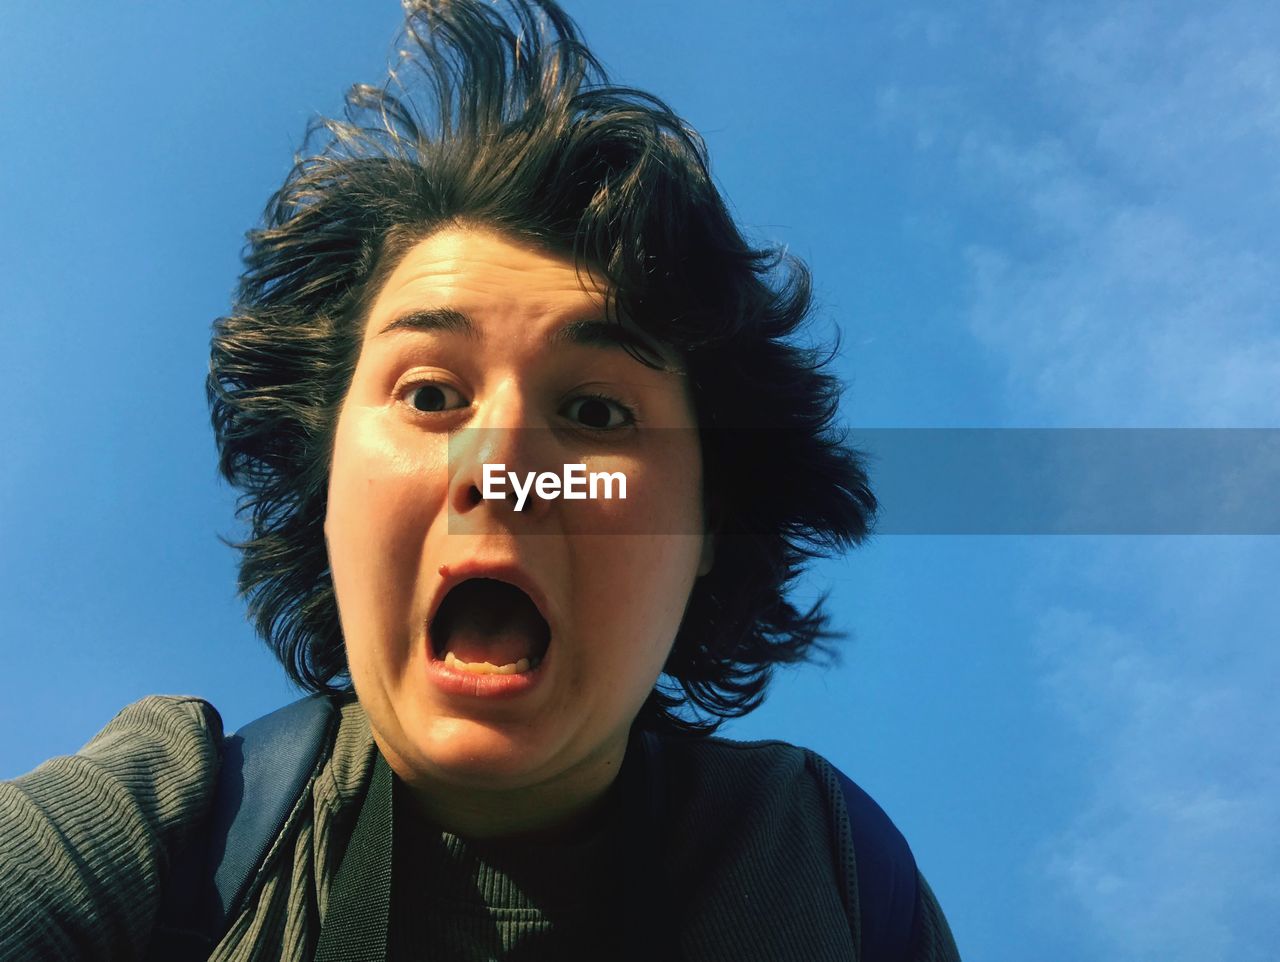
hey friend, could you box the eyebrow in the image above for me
[376,308,477,339]
[546,318,667,362]
[376,308,671,365]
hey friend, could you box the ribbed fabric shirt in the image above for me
[0,695,961,961]
[389,762,627,959]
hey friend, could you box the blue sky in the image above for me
[2,2,1278,959]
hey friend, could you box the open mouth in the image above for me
[429,578,551,675]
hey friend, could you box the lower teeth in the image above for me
[444,651,536,675]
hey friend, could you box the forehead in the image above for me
[364,227,606,337]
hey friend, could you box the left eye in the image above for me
[407,382,467,413]
[560,395,633,429]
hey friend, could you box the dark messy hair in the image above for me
[208,0,876,736]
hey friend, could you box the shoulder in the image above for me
[658,732,914,869]
[660,733,825,804]
[660,732,860,820]
[648,734,865,956]
[0,695,226,961]
[85,695,225,815]
[88,694,224,760]
[11,694,225,813]
[2,694,227,864]
[658,734,842,861]
[666,732,914,847]
[656,734,940,960]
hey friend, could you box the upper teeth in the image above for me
[444,651,534,674]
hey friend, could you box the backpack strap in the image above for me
[833,766,919,962]
[150,700,915,961]
[148,693,339,960]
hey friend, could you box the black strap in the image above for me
[314,750,395,961]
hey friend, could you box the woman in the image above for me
[1,1,959,959]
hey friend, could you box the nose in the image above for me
[445,383,557,521]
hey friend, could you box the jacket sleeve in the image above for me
[0,696,223,962]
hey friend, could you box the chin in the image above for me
[407,714,561,787]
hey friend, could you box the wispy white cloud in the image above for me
[880,2,1280,428]
[884,2,1280,958]
[1032,540,1280,962]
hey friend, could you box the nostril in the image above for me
[466,484,483,507]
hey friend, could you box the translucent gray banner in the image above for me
[854,429,1280,535]
[444,428,1280,535]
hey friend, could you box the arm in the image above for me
[0,696,222,962]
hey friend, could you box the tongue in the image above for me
[435,579,549,666]
[447,621,538,666]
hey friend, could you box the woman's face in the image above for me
[324,225,711,818]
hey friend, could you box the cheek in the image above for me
[577,436,706,535]
[572,533,704,679]
[325,411,448,633]
[579,442,706,656]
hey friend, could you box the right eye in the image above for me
[405,382,468,413]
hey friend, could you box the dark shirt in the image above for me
[390,770,627,960]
